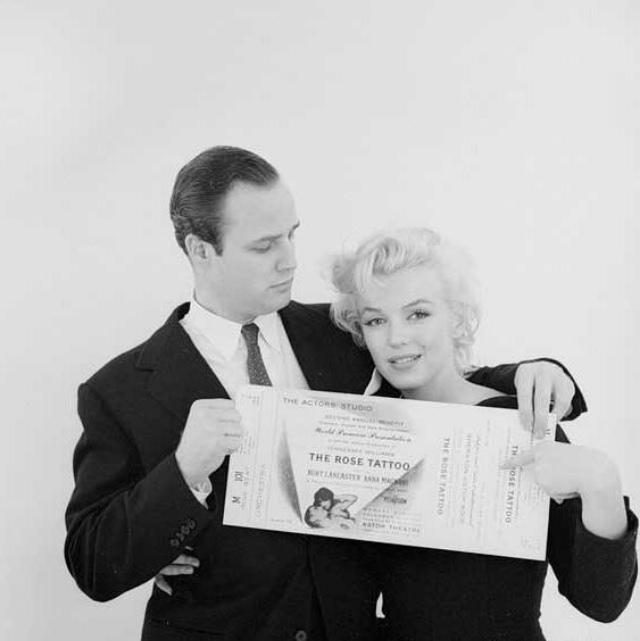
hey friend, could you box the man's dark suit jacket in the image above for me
[64,301,586,641]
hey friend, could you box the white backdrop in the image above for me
[1,2,638,640]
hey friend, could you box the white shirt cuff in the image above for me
[189,478,212,507]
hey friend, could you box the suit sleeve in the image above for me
[466,357,587,420]
[547,497,638,621]
[64,382,215,602]
[545,425,638,621]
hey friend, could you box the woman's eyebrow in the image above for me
[403,298,434,309]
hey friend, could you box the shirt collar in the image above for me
[186,296,282,361]
[363,368,383,396]
[253,312,282,354]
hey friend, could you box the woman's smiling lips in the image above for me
[387,353,423,369]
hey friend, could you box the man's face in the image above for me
[200,180,299,323]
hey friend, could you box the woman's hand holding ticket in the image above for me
[502,441,628,540]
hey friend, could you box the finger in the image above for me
[214,419,244,441]
[515,367,534,432]
[533,378,552,439]
[225,443,243,456]
[551,385,572,422]
[221,424,244,439]
[552,493,580,505]
[206,414,244,431]
[219,431,243,451]
[192,398,237,410]
[219,412,242,423]
[160,564,196,576]
[553,491,580,500]
[155,575,173,596]
[501,449,536,468]
[172,554,200,567]
[224,435,245,453]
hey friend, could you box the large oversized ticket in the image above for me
[223,386,554,560]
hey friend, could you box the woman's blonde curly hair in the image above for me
[329,228,481,374]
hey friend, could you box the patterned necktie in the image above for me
[241,323,273,386]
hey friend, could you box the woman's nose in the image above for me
[387,322,409,347]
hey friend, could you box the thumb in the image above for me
[500,448,535,469]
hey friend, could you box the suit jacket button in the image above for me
[169,538,180,548]
[187,519,196,529]
[294,630,307,641]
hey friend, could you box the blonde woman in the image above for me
[330,228,637,641]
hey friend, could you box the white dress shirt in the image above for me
[180,297,309,397]
[179,296,309,503]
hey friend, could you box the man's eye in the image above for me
[253,243,272,253]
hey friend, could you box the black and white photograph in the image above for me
[2,2,638,640]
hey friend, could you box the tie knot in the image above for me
[241,323,260,347]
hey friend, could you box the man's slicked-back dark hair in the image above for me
[170,146,280,254]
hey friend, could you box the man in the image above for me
[65,146,586,640]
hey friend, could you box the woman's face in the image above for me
[357,264,458,398]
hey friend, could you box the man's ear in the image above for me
[185,234,211,263]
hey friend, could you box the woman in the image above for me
[330,228,637,640]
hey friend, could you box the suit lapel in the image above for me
[280,302,328,390]
[280,301,373,394]
[139,304,229,423]
[139,301,374,423]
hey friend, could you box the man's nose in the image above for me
[277,238,297,272]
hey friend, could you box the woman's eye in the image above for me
[362,317,384,327]
[409,310,431,320]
